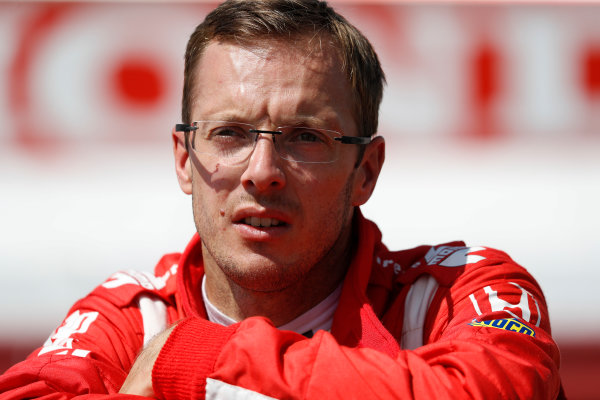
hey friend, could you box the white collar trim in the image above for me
[202,276,342,335]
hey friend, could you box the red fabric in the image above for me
[0,214,562,399]
[152,318,237,400]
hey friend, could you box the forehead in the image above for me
[190,38,356,131]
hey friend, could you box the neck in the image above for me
[203,218,356,327]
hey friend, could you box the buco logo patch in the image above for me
[468,318,536,337]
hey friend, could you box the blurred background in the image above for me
[0,0,598,398]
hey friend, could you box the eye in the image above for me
[210,126,248,139]
[288,128,328,144]
[207,125,252,142]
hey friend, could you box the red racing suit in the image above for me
[0,214,562,399]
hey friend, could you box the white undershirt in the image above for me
[202,276,342,336]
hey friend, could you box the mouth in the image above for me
[231,207,292,238]
[233,213,290,241]
[243,216,286,228]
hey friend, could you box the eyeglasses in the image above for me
[175,121,371,165]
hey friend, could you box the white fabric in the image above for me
[138,295,168,346]
[202,276,341,335]
[401,274,439,350]
[277,283,341,334]
[206,378,278,400]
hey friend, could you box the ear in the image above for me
[351,136,385,206]
[173,126,193,195]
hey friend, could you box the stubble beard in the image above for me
[192,173,356,294]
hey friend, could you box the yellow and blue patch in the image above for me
[468,318,535,337]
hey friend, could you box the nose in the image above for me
[240,134,286,192]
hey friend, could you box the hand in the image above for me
[119,324,176,397]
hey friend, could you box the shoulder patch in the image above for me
[468,317,536,337]
[422,246,486,267]
[96,265,179,306]
[397,245,486,286]
[102,265,178,291]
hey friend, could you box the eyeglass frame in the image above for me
[175,121,372,164]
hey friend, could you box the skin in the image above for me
[120,36,385,395]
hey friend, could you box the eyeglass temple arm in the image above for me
[335,136,372,145]
[175,124,197,132]
[175,124,198,152]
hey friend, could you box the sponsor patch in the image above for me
[38,310,98,357]
[468,318,535,337]
[424,246,486,267]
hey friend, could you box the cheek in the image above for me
[296,161,354,186]
[194,161,241,192]
[287,161,351,186]
[191,165,240,224]
[293,167,355,211]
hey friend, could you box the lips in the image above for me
[230,206,292,242]
[232,207,291,230]
[244,216,284,228]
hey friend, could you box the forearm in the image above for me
[150,317,559,400]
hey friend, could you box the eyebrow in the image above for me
[195,114,340,130]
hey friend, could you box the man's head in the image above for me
[173,0,386,312]
[182,0,385,139]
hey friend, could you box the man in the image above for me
[0,0,563,399]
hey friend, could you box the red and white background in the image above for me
[0,1,598,398]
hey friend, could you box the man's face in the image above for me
[174,38,382,292]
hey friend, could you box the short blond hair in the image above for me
[182,0,385,139]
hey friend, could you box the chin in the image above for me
[223,257,307,293]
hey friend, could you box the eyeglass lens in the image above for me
[190,121,342,164]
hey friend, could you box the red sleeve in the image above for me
[0,270,174,400]
[152,250,561,399]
